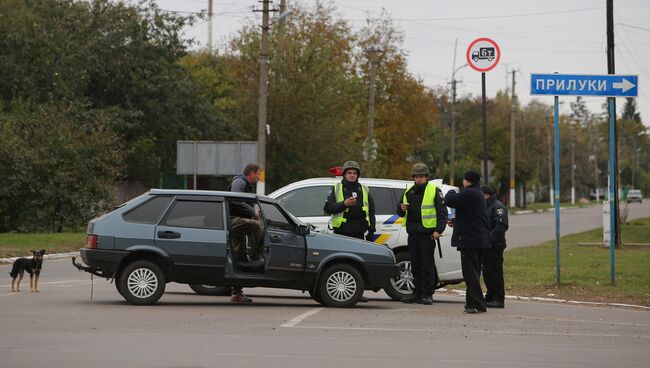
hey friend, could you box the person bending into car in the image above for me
[396,163,447,305]
[228,163,264,303]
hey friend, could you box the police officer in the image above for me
[444,170,490,314]
[481,185,509,309]
[324,161,376,241]
[396,163,447,305]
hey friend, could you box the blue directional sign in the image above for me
[530,74,638,97]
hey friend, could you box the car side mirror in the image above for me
[297,224,310,236]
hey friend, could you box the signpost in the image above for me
[467,38,501,183]
[531,73,639,286]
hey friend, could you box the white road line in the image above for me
[281,307,324,328]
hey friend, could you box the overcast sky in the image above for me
[157,0,650,126]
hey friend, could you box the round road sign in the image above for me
[466,38,501,72]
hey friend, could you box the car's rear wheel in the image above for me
[189,284,230,296]
[118,260,165,305]
[318,264,364,308]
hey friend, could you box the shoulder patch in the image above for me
[496,208,505,216]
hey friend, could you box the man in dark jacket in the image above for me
[396,163,447,305]
[481,186,509,308]
[323,161,376,241]
[444,170,490,314]
[228,163,264,303]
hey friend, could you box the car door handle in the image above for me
[270,235,282,243]
[157,230,181,239]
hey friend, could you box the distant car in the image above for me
[589,188,606,200]
[627,189,643,203]
[269,178,464,301]
[72,189,398,307]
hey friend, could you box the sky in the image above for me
[156,0,650,126]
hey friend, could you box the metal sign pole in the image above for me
[554,95,561,285]
[482,72,488,183]
[608,97,616,286]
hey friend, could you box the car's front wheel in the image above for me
[384,251,415,301]
[318,264,364,307]
[118,260,166,305]
[189,284,230,296]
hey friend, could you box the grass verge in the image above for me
[0,232,85,258]
[448,217,650,306]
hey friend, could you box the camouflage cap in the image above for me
[411,163,430,177]
[342,160,362,176]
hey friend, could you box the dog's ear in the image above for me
[30,249,35,254]
[41,249,46,254]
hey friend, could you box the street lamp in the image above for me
[450,63,468,187]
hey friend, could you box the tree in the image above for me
[621,97,641,122]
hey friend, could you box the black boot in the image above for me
[401,294,422,304]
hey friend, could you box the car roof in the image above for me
[268,177,458,197]
[149,188,278,202]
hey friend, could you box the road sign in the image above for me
[466,38,501,72]
[530,74,638,97]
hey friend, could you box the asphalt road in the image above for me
[1,258,649,368]
[507,201,650,249]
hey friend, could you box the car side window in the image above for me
[163,200,224,230]
[260,202,295,232]
[368,186,396,216]
[123,195,173,224]
[276,186,330,217]
[393,188,406,206]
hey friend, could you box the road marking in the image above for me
[281,307,324,328]
[285,325,650,338]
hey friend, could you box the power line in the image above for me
[346,7,603,22]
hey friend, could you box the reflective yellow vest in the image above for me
[402,183,438,229]
[331,183,370,228]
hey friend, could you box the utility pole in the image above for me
[439,99,445,177]
[364,47,381,175]
[509,68,517,208]
[207,0,213,51]
[449,39,467,187]
[571,139,576,205]
[606,0,620,251]
[546,115,554,206]
[255,0,272,195]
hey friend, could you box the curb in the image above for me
[0,252,80,264]
[438,288,650,310]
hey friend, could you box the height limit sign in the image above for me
[466,38,501,72]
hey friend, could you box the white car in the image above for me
[269,177,464,300]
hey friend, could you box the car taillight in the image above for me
[85,235,98,249]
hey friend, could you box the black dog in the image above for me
[10,249,46,292]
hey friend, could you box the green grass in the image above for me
[506,217,650,306]
[446,217,650,306]
[0,232,85,258]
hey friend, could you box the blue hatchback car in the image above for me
[73,189,398,307]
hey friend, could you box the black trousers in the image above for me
[460,248,486,311]
[407,233,437,296]
[482,248,505,304]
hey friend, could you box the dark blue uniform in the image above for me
[482,196,509,306]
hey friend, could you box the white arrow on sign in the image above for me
[613,78,636,93]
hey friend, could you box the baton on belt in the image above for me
[436,238,443,258]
